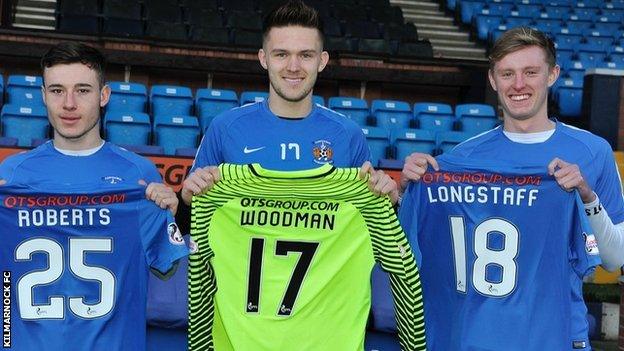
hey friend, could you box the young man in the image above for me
[0,42,187,350]
[400,27,624,349]
[178,0,398,229]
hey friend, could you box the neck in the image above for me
[503,115,555,133]
[268,93,313,118]
[53,129,103,151]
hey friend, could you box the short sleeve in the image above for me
[139,200,189,274]
[350,127,371,167]
[191,120,225,171]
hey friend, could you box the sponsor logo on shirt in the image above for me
[243,146,265,154]
[167,223,185,245]
[312,140,333,164]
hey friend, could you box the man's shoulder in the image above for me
[313,104,365,136]
[105,143,161,178]
[450,127,501,155]
[558,122,611,152]
[0,142,50,172]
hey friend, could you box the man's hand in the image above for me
[0,179,5,186]
[547,157,596,203]
[142,181,179,215]
[400,152,439,192]
[359,161,400,204]
[181,166,221,205]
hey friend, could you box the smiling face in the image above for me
[42,62,110,150]
[258,25,329,117]
[488,45,559,128]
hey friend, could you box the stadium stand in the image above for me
[104,111,151,147]
[1,104,48,147]
[150,85,194,118]
[152,115,200,155]
[6,75,43,106]
[107,81,148,113]
[455,103,498,135]
[195,88,239,131]
[393,128,437,161]
[328,97,370,126]
[240,91,269,105]
[413,102,455,133]
[371,99,413,132]
[361,126,390,167]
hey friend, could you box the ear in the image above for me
[258,49,268,70]
[100,84,111,107]
[547,64,560,87]
[488,69,497,91]
[41,85,47,106]
[318,51,329,73]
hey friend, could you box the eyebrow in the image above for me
[46,83,94,89]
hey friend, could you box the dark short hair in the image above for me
[40,41,106,86]
[262,0,324,46]
[489,27,556,70]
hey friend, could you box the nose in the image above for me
[512,74,525,90]
[63,91,77,110]
[286,56,301,72]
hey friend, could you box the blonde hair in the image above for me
[489,26,556,70]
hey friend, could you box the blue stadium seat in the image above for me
[0,136,17,147]
[312,95,325,106]
[554,34,583,51]
[240,91,269,105]
[195,88,238,131]
[371,264,397,332]
[0,75,4,106]
[598,9,624,22]
[153,115,200,155]
[474,14,502,41]
[365,331,401,351]
[361,126,390,167]
[393,128,436,161]
[567,8,599,22]
[577,51,607,68]
[104,111,151,146]
[540,5,569,20]
[413,102,454,133]
[6,75,43,106]
[150,85,194,117]
[437,131,472,154]
[591,22,621,35]
[119,144,165,155]
[556,74,583,117]
[533,18,563,34]
[106,81,148,113]
[557,49,575,68]
[459,0,486,24]
[0,104,48,147]
[579,36,612,53]
[371,99,412,132]
[328,97,369,126]
[175,147,198,157]
[455,103,498,135]
[560,21,592,35]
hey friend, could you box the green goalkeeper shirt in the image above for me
[189,163,426,351]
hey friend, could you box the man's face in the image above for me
[488,45,559,123]
[258,25,329,105]
[42,62,109,146]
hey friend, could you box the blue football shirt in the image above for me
[1,184,188,351]
[451,122,623,349]
[192,100,371,170]
[400,154,600,351]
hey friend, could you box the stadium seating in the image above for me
[312,95,325,106]
[153,115,200,155]
[1,104,48,147]
[104,111,151,147]
[120,144,165,155]
[555,74,584,117]
[150,85,194,117]
[107,81,148,113]
[371,99,413,132]
[328,97,370,126]
[455,103,498,135]
[0,75,3,106]
[240,91,269,105]
[175,147,198,157]
[361,126,390,167]
[6,75,43,106]
[393,128,437,160]
[0,136,17,147]
[195,88,239,131]
[413,102,455,132]
[437,130,472,154]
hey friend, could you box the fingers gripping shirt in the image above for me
[0,185,188,351]
[189,163,426,351]
[399,154,600,351]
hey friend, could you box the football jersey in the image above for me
[192,100,371,171]
[400,154,600,351]
[1,184,188,351]
[451,122,623,349]
[189,163,426,351]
